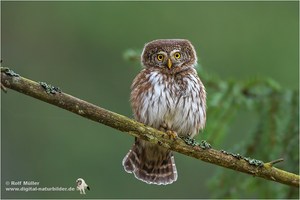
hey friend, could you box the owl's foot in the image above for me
[166,130,178,140]
[158,123,178,140]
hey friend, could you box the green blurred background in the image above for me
[1,1,298,199]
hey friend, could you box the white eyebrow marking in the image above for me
[157,51,168,56]
[170,49,181,56]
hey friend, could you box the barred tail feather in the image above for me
[122,141,178,185]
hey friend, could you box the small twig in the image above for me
[266,158,285,167]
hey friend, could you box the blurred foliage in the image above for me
[124,49,299,199]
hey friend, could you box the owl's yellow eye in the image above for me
[174,52,181,59]
[157,54,164,61]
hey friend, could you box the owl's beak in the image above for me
[167,58,172,69]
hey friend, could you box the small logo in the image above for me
[76,178,90,195]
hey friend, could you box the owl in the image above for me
[122,39,206,185]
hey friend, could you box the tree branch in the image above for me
[1,67,299,188]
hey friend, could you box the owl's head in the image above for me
[141,39,197,71]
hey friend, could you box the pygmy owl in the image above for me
[122,39,206,185]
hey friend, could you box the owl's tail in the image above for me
[122,139,178,185]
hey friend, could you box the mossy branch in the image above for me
[1,67,299,188]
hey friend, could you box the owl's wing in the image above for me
[130,69,153,121]
[130,69,149,90]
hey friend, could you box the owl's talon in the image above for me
[159,123,168,132]
[166,130,178,140]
